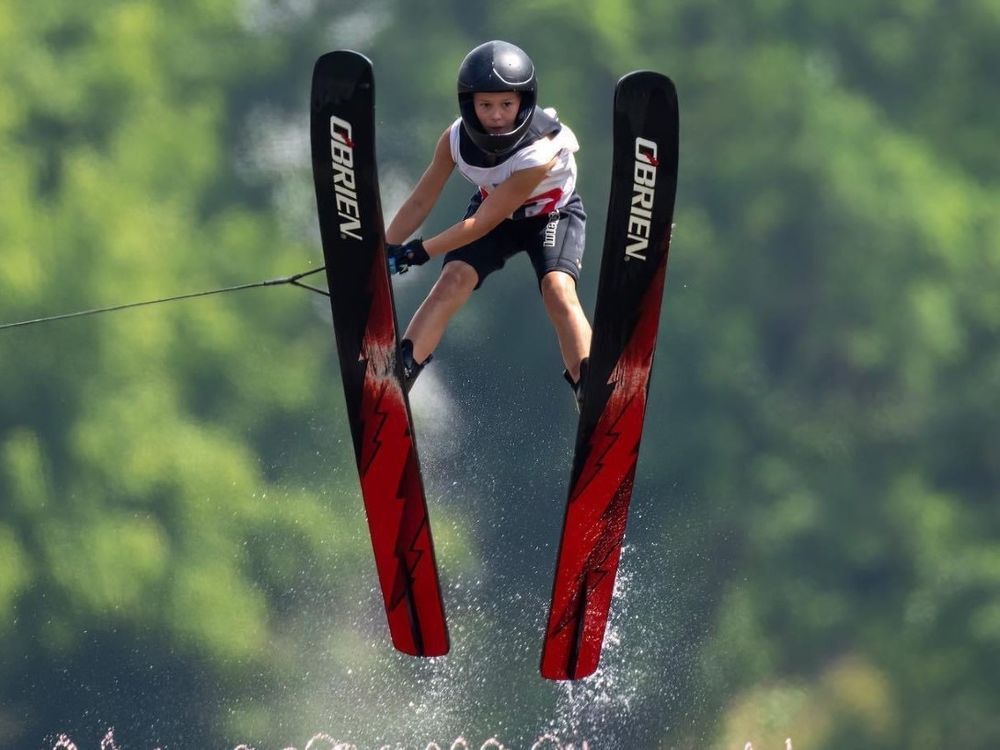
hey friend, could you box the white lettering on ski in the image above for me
[625,137,658,261]
[330,115,363,240]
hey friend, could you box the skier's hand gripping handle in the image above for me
[386,238,430,275]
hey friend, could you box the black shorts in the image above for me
[442,192,587,290]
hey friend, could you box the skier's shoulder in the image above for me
[510,107,579,169]
[447,116,462,160]
[538,107,579,151]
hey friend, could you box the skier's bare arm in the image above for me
[422,157,557,257]
[385,129,455,244]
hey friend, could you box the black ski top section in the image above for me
[310,50,392,461]
[575,71,679,482]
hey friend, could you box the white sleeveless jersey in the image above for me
[449,109,580,218]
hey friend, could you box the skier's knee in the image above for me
[541,272,578,319]
[436,261,478,301]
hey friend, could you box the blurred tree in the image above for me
[0,1,383,746]
[2,0,998,748]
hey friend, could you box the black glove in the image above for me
[386,238,430,275]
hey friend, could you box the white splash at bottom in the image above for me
[48,730,590,750]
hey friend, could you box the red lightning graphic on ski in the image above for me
[357,255,448,657]
[541,259,668,679]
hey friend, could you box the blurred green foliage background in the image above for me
[1,1,998,748]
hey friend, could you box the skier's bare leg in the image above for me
[403,260,479,363]
[540,270,591,381]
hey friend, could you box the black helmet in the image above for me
[457,40,537,156]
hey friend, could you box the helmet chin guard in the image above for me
[457,40,537,156]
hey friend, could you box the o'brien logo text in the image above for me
[626,137,659,261]
[329,115,362,241]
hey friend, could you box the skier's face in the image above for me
[472,91,522,134]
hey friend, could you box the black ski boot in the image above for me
[563,356,589,413]
[399,339,432,393]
